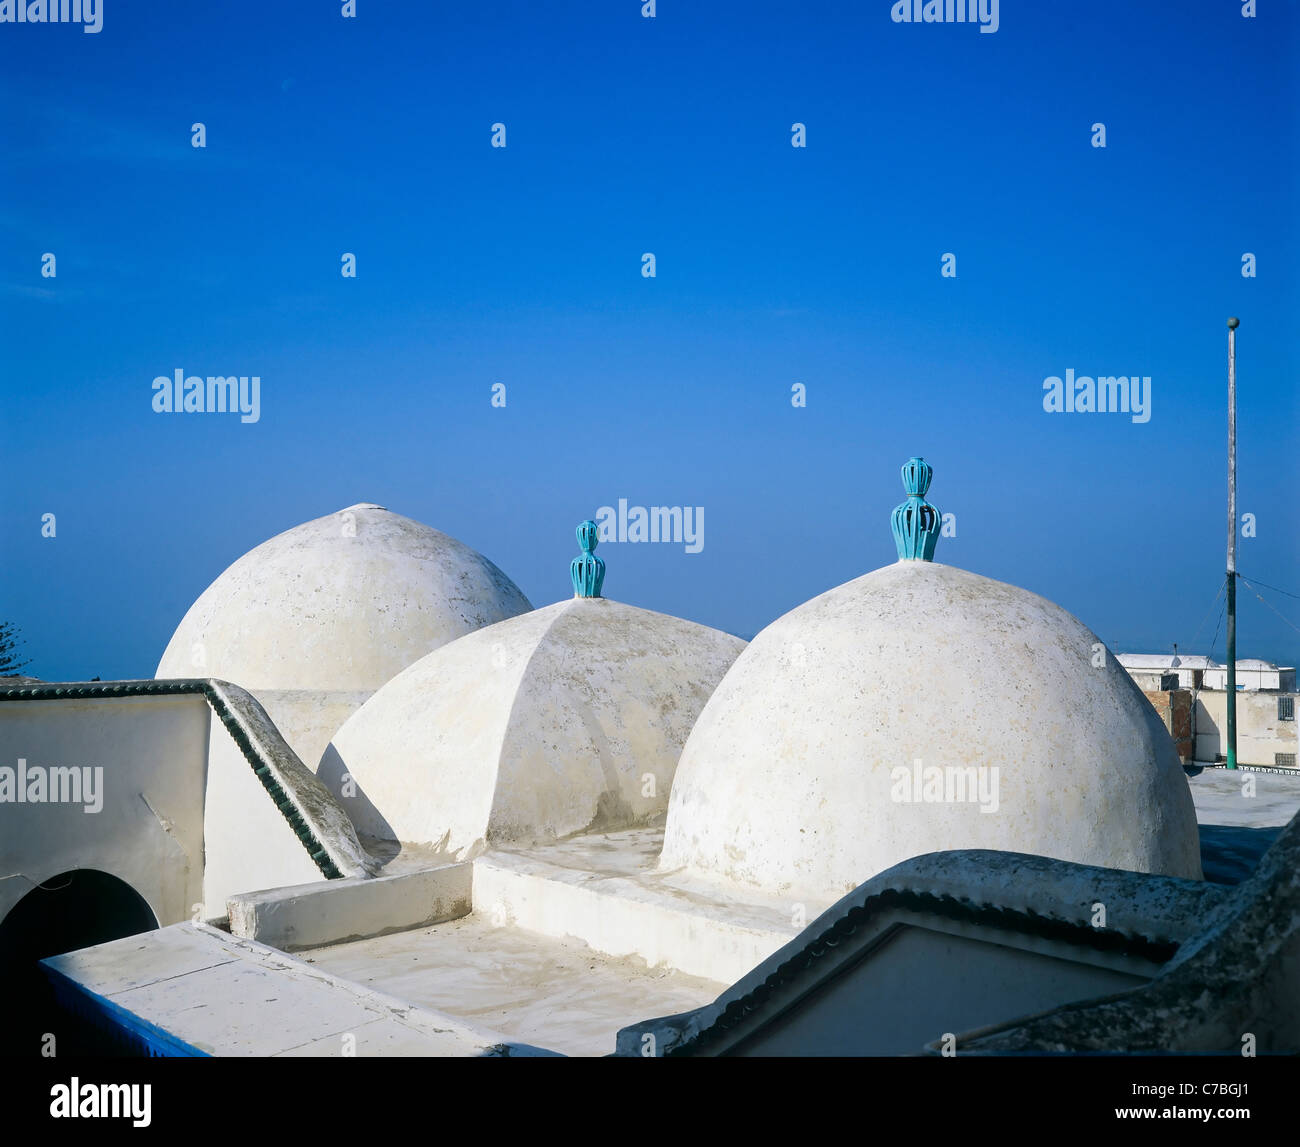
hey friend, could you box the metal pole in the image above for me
[1226,317,1239,769]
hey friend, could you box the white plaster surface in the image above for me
[156,504,532,694]
[661,560,1203,909]
[300,911,725,1057]
[473,825,800,984]
[250,689,373,780]
[0,695,209,927]
[227,861,472,951]
[199,680,376,914]
[37,764,1294,1059]
[0,683,377,942]
[323,597,745,854]
[43,923,553,1056]
[201,717,331,913]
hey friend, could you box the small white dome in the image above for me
[320,596,745,855]
[660,560,1202,906]
[156,504,532,693]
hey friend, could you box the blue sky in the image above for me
[1,1,1297,680]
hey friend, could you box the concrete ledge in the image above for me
[227,862,472,951]
[473,850,797,984]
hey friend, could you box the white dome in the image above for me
[156,504,533,693]
[660,560,1202,906]
[320,596,745,854]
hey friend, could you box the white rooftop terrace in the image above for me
[42,766,1300,1056]
[294,767,1300,1042]
[298,910,722,1058]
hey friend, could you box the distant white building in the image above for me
[1202,659,1296,693]
[1117,653,1298,767]
[1117,653,1219,692]
[1117,653,1295,693]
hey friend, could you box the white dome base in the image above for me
[660,561,1202,906]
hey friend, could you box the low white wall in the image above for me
[1202,669,1284,691]
[1,684,377,934]
[473,852,795,984]
[0,695,210,927]
[227,862,472,951]
[200,717,336,915]
[1195,692,1298,766]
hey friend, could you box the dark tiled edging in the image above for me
[670,887,1180,1056]
[0,680,344,880]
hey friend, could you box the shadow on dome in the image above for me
[316,742,398,852]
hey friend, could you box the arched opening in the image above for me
[0,870,158,1056]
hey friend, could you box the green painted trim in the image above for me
[0,680,344,881]
[1194,762,1299,777]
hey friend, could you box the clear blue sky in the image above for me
[2,1,1297,681]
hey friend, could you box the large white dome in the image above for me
[659,558,1202,906]
[320,595,745,855]
[156,504,533,693]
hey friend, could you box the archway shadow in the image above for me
[0,870,157,1057]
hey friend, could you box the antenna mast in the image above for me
[1226,317,1239,770]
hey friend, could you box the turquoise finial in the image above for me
[890,457,941,561]
[570,520,606,598]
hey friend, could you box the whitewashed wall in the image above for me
[0,695,210,927]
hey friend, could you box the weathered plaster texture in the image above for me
[619,848,1224,1057]
[156,503,531,694]
[43,923,558,1057]
[953,795,1300,1053]
[661,560,1202,907]
[323,597,745,855]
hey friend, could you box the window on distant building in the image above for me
[1276,752,1297,767]
[1160,673,1179,691]
[1280,696,1295,722]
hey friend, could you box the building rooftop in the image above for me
[1118,653,1221,670]
[41,767,1300,1056]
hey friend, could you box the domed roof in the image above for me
[319,523,746,854]
[659,460,1202,906]
[156,504,533,693]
